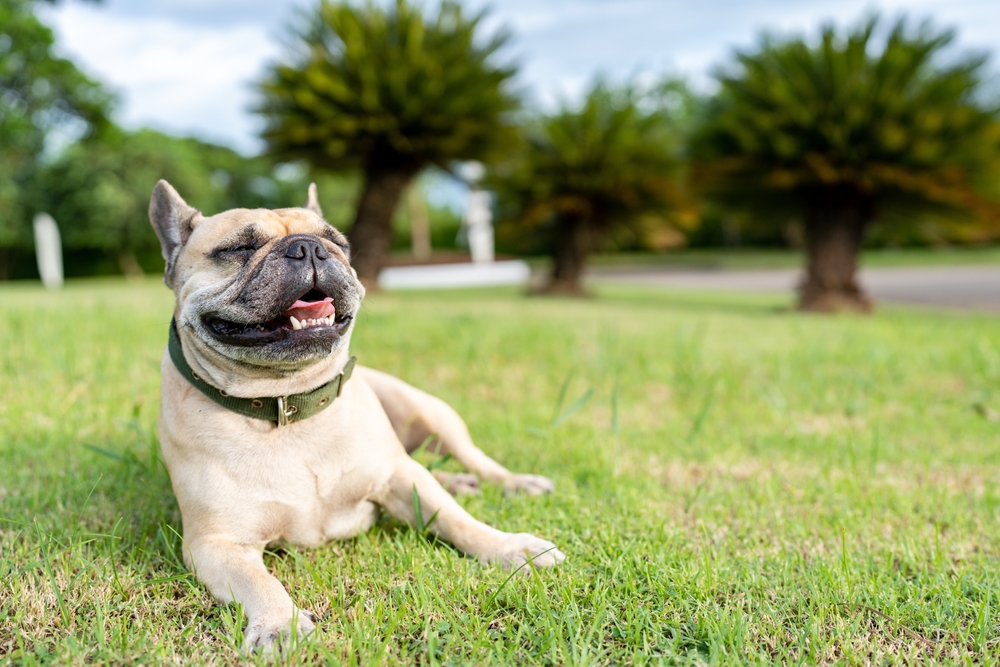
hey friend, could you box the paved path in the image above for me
[590,265,1000,311]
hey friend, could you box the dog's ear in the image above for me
[303,182,323,217]
[149,180,202,287]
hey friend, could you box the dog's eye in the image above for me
[211,244,260,259]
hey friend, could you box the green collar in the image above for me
[168,318,356,426]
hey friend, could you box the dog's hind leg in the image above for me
[355,366,554,495]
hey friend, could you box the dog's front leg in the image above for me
[184,536,315,654]
[375,457,565,569]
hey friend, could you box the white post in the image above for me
[33,212,63,290]
[460,161,494,264]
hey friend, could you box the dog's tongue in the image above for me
[283,297,335,321]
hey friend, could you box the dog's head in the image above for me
[149,180,364,373]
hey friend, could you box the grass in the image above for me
[587,246,1000,271]
[2,277,1000,665]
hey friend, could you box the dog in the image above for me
[147,180,564,654]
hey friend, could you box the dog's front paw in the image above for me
[503,474,555,496]
[485,533,565,570]
[433,471,481,496]
[243,608,316,656]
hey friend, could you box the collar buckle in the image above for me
[276,396,298,426]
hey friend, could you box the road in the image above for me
[590,265,1000,311]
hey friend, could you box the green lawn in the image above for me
[2,279,999,665]
[587,246,1000,271]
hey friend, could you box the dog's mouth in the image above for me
[203,288,353,347]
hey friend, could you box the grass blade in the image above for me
[686,386,715,443]
[611,376,620,436]
[34,519,70,628]
[485,546,560,609]
[426,453,452,472]
[552,388,593,428]
[412,484,424,533]
[552,367,577,423]
[83,443,123,461]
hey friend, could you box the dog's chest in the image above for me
[247,435,386,546]
[281,454,382,545]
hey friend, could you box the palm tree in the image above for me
[493,81,692,294]
[694,16,1000,312]
[257,0,519,285]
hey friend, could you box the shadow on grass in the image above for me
[17,433,466,577]
[3,433,186,576]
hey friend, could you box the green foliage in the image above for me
[36,131,217,263]
[257,0,519,174]
[494,80,695,256]
[0,0,112,247]
[31,129,356,275]
[694,15,1000,233]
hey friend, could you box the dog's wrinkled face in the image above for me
[149,180,364,371]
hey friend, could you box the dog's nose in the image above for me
[285,238,330,261]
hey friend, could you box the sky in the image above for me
[41,0,1000,157]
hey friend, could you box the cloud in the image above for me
[41,0,1000,153]
[74,0,311,29]
[44,3,283,153]
[486,0,999,94]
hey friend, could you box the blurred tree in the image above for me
[34,129,216,276]
[493,81,695,294]
[694,16,1000,312]
[0,0,111,277]
[34,128,356,277]
[257,0,519,285]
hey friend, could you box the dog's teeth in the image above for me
[290,316,302,330]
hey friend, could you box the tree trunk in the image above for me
[540,214,591,295]
[119,249,145,280]
[799,189,874,313]
[408,185,431,261]
[348,165,417,288]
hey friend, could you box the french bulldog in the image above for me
[148,180,564,654]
